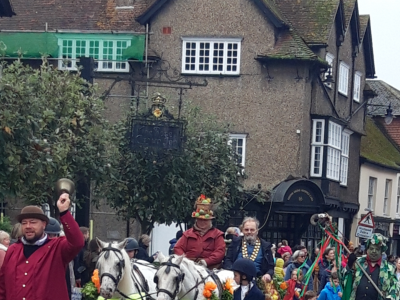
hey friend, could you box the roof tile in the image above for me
[367,80,400,116]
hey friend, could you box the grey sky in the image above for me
[358,0,400,90]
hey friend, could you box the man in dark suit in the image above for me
[223,217,274,282]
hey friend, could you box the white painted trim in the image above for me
[181,38,241,75]
[229,133,247,168]
[338,61,350,96]
[353,71,362,102]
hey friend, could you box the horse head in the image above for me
[154,253,186,300]
[96,238,131,299]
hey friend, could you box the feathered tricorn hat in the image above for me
[192,194,215,219]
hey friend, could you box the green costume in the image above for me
[348,256,399,300]
[343,234,400,300]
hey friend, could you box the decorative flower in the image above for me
[92,269,100,293]
[203,282,217,299]
[200,194,206,199]
[224,278,234,294]
[280,282,288,290]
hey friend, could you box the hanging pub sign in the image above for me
[130,93,185,156]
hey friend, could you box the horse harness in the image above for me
[131,260,158,300]
[98,244,136,300]
[154,256,223,300]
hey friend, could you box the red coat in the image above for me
[0,211,84,300]
[174,227,225,268]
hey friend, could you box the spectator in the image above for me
[0,231,10,268]
[84,239,101,280]
[168,230,183,255]
[124,238,139,263]
[285,250,313,291]
[0,194,84,300]
[304,290,317,300]
[74,227,89,286]
[137,234,156,263]
[311,247,320,262]
[318,247,337,294]
[317,272,342,300]
[9,223,22,245]
[277,240,292,256]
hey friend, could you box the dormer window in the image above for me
[338,62,350,96]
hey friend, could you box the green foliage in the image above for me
[97,102,245,233]
[0,216,12,233]
[221,289,234,300]
[0,59,111,214]
[81,282,99,300]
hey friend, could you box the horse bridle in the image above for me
[154,256,185,300]
[98,244,132,300]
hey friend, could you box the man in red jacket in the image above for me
[174,194,225,269]
[0,193,85,300]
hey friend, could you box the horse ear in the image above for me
[96,237,107,250]
[157,251,166,262]
[117,238,128,250]
[174,255,184,265]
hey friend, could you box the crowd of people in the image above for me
[0,193,399,300]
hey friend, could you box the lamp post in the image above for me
[42,203,50,217]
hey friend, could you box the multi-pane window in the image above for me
[338,62,350,96]
[58,38,131,72]
[324,53,334,88]
[229,134,246,167]
[182,38,241,75]
[353,72,362,102]
[340,130,351,185]
[368,177,376,210]
[311,119,325,177]
[310,120,352,184]
[384,179,391,215]
[327,122,342,181]
[397,177,400,217]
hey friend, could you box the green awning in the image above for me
[0,32,145,61]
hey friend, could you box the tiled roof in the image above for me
[257,30,320,62]
[0,0,148,32]
[273,0,340,45]
[361,117,400,170]
[367,80,400,116]
[343,0,355,30]
[359,15,370,40]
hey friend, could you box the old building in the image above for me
[355,80,400,255]
[0,0,377,248]
[0,0,149,240]
[137,0,375,247]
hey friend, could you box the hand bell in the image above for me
[55,178,75,196]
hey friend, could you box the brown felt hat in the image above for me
[16,205,49,224]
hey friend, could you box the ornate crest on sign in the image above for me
[129,93,186,157]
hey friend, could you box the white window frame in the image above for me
[340,129,352,186]
[311,119,325,177]
[326,121,342,181]
[368,177,376,210]
[353,72,362,102]
[324,53,334,88]
[229,134,246,168]
[338,62,350,96]
[396,177,400,217]
[58,38,131,72]
[116,0,134,9]
[384,179,391,216]
[181,37,241,75]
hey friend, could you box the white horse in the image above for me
[154,253,236,300]
[96,238,158,299]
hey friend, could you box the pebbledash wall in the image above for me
[145,0,314,191]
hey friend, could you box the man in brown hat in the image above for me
[0,193,84,300]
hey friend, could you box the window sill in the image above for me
[181,73,240,77]
[353,99,360,103]
[338,91,348,97]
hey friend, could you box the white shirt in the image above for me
[240,283,252,300]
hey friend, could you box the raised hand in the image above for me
[57,193,70,213]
